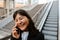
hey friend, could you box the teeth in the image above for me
[20,22,24,26]
[21,23,23,25]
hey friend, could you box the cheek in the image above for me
[25,19,29,26]
[17,23,20,26]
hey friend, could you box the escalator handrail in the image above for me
[37,1,53,32]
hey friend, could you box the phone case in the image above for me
[16,27,20,34]
[16,26,23,34]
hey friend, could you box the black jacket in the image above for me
[11,31,44,40]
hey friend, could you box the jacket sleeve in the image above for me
[39,32,44,40]
[35,32,44,40]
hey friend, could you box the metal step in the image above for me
[47,18,57,20]
[46,22,57,25]
[42,30,57,36]
[44,35,57,40]
[0,28,11,33]
[43,27,57,31]
[48,17,57,19]
[48,15,57,17]
[46,20,57,22]
[0,30,10,39]
[45,24,57,27]
[49,14,57,15]
[42,1,58,40]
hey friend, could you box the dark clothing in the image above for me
[11,31,44,40]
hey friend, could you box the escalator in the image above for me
[42,1,58,40]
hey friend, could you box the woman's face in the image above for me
[14,14,29,31]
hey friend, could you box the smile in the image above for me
[20,22,25,26]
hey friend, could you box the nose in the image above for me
[17,19,24,24]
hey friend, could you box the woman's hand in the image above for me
[12,23,20,39]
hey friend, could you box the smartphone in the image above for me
[16,27,23,34]
[16,27,20,34]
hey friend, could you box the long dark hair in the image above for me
[13,9,39,37]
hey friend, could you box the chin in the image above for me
[19,28,26,31]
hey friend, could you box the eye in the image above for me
[19,17,23,20]
[15,19,18,22]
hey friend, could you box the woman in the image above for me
[11,9,44,40]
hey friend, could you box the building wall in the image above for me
[0,0,4,7]
[31,0,38,5]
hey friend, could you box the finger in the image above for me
[13,31,19,36]
[13,23,18,28]
[12,28,18,32]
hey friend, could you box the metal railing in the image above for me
[36,1,53,31]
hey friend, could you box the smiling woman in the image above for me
[10,9,44,40]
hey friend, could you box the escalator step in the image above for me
[45,24,57,27]
[46,22,57,25]
[0,35,5,39]
[49,15,57,16]
[0,28,11,33]
[42,30,57,36]
[44,27,57,31]
[44,35,57,40]
[48,17,57,19]
[47,18,57,21]
[0,30,10,39]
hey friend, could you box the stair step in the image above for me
[46,22,57,25]
[44,35,57,40]
[0,30,10,35]
[44,27,57,31]
[48,16,57,17]
[47,19,57,22]
[0,28,11,33]
[49,15,57,17]
[49,15,57,16]
[45,24,57,27]
[46,20,57,22]
[49,14,57,15]
[42,30,57,36]
[47,17,57,19]
[0,30,10,39]
[46,20,57,23]
[0,35,6,39]
[47,18,57,20]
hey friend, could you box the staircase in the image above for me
[42,1,58,40]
